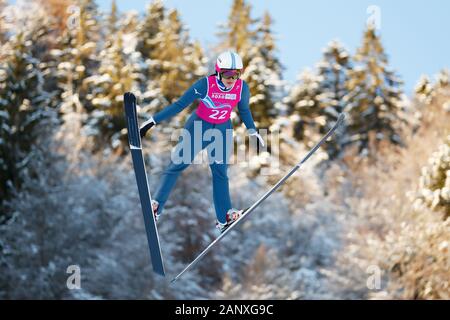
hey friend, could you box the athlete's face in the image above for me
[223,77,237,88]
[220,70,241,88]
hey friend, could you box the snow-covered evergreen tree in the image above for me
[285,69,323,146]
[435,68,449,90]
[83,10,144,153]
[137,1,206,114]
[119,10,149,92]
[0,33,54,210]
[84,2,147,153]
[134,1,168,119]
[150,9,205,103]
[413,69,450,124]
[344,26,405,155]
[137,0,170,114]
[217,0,256,66]
[316,40,352,158]
[414,75,434,104]
[36,0,72,38]
[50,0,101,112]
[413,135,450,218]
[121,10,139,34]
[286,41,352,154]
[257,13,283,75]
[242,12,284,131]
[0,104,137,299]
[136,0,165,61]
[436,69,450,112]
[2,0,56,61]
[138,8,206,129]
[107,0,119,36]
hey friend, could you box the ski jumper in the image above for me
[152,75,257,224]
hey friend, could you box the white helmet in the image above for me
[215,51,243,73]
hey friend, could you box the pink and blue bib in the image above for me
[196,75,243,124]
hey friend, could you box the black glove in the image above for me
[140,116,156,138]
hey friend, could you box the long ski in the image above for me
[171,113,346,283]
[124,92,165,276]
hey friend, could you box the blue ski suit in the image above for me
[152,76,257,223]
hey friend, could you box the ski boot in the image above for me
[151,199,161,222]
[215,208,244,233]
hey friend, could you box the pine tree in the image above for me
[414,135,450,219]
[121,9,140,34]
[435,68,449,90]
[144,9,205,108]
[344,26,405,155]
[1,0,55,61]
[258,13,283,75]
[414,75,434,104]
[137,2,205,114]
[217,0,256,66]
[120,10,147,88]
[75,0,101,47]
[52,0,101,100]
[135,0,168,116]
[317,40,352,116]
[12,1,61,110]
[151,9,188,102]
[436,69,450,112]
[242,12,284,130]
[107,0,119,38]
[83,29,142,153]
[0,33,53,208]
[2,1,64,107]
[37,0,72,38]
[285,69,323,146]
[184,41,208,81]
[136,0,165,60]
[316,40,353,157]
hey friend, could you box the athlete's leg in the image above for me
[154,113,207,215]
[208,120,233,224]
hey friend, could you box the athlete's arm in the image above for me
[153,77,207,124]
[237,81,257,134]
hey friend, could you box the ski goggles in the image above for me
[220,69,241,80]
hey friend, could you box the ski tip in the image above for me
[170,277,178,284]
